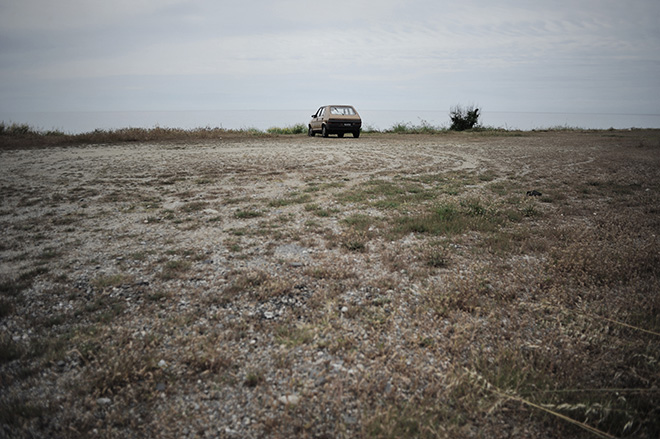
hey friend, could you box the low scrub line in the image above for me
[1,121,608,149]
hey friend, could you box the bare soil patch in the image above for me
[2,131,660,438]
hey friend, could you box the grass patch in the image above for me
[0,277,30,297]
[304,203,338,217]
[180,201,209,213]
[0,124,279,148]
[244,370,264,387]
[340,230,369,252]
[0,335,24,363]
[268,193,312,207]
[91,273,129,290]
[266,124,306,135]
[276,324,315,348]
[222,270,269,298]
[79,295,126,323]
[395,204,462,235]
[0,400,49,428]
[234,209,263,219]
[338,178,433,208]
[159,260,192,280]
[424,246,450,268]
[384,120,448,134]
[394,199,507,237]
[342,213,374,231]
[86,333,164,399]
[0,297,14,318]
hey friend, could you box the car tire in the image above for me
[308,126,315,137]
[353,131,360,138]
[322,125,328,138]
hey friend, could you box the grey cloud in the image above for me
[1,0,659,116]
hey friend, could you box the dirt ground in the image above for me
[1,130,659,438]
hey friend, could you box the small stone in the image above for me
[156,382,166,391]
[343,414,357,425]
[277,394,300,405]
[158,359,167,368]
[331,362,345,372]
[263,311,274,319]
[97,397,112,406]
[341,306,348,313]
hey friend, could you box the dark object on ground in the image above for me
[449,104,480,131]
[527,190,542,196]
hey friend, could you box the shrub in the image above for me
[385,120,446,134]
[0,122,34,136]
[449,104,481,131]
[267,124,306,135]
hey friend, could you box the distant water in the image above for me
[1,109,659,134]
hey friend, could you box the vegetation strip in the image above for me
[466,368,619,439]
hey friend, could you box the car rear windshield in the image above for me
[330,107,356,115]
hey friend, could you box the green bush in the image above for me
[267,124,306,135]
[385,120,447,134]
[0,122,34,136]
[449,105,481,131]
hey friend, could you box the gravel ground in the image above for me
[1,131,659,438]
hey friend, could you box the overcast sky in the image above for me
[1,0,659,116]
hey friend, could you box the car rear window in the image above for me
[330,107,356,115]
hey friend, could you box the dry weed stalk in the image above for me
[464,368,619,439]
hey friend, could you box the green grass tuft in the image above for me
[266,124,307,135]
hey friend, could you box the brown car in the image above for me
[308,105,361,138]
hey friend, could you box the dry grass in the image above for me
[0,125,270,149]
[1,130,659,438]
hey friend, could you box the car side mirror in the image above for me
[311,114,316,118]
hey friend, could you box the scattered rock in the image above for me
[277,394,300,405]
[97,397,112,406]
[343,414,357,425]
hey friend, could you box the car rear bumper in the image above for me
[325,120,361,133]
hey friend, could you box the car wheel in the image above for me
[322,125,328,137]
[308,126,315,137]
[353,130,360,138]
[337,133,344,138]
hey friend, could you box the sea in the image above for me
[1,110,659,134]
